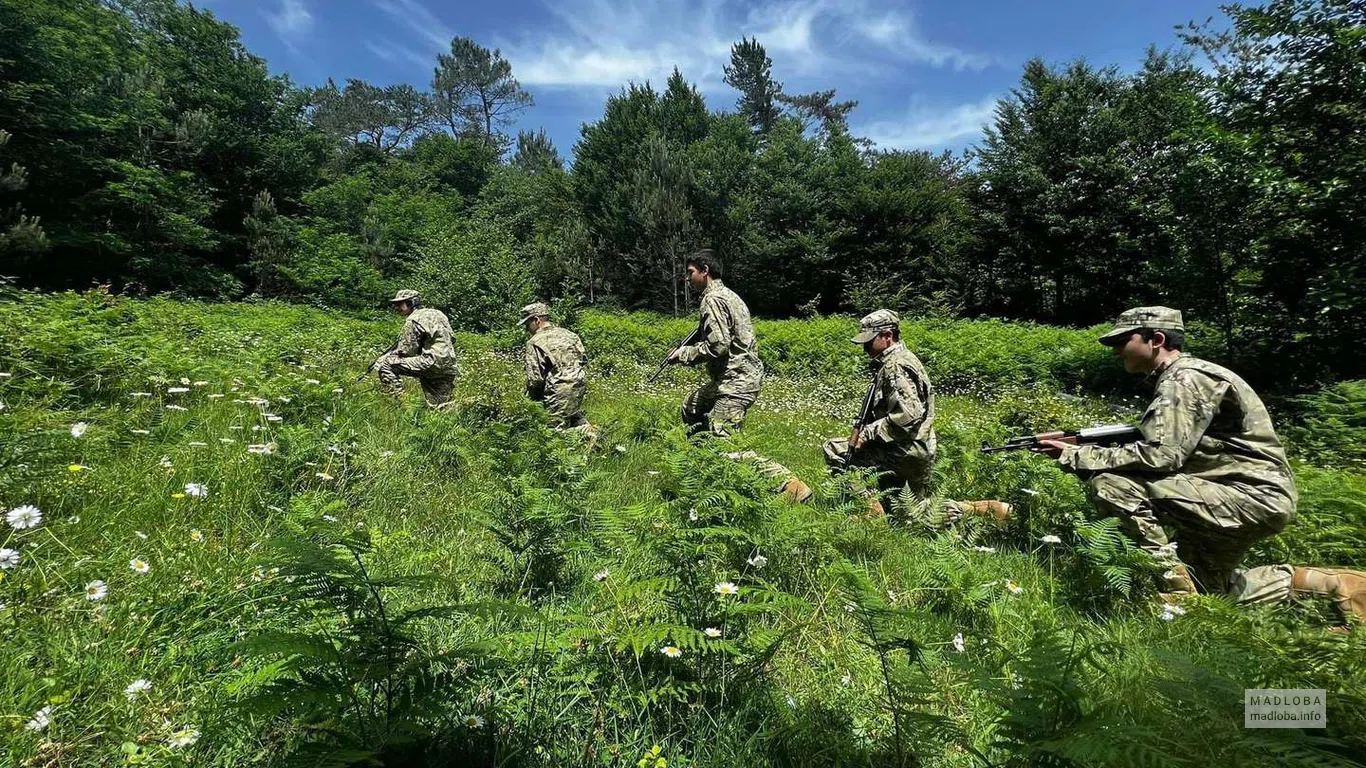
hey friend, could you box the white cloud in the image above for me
[371,0,453,50]
[264,0,314,41]
[365,38,434,69]
[486,0,994,90]
[859,95,999,150]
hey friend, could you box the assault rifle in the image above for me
[647,324,703,383]
[357,343,398,382]
[980,424,1142,454]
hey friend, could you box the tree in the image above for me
[243,190,293,296]
[776,88,858,139]
[512,130,563,174]
[432,37,533,152]
[307,79,437,154]
[0,130,49,262]
[723,38,782,134]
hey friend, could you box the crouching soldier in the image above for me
[824,309,1009,521]
[1034,306,1364,626]
[374,289,458,407]
[521,302,592,432]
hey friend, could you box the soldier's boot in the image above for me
[1158,563,1199,602]
[949,500,1014,523]
[778,477,813,504]
[1292,567,1366,625]
[864,496,886,517]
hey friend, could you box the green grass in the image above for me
[2,289,1364,767]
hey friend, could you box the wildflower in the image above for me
[25,706,51,731]
[179,377,191,386]
[192,380,208,387]
[135,530,148,540]
[1160,603,1187,621]
[131,429,150,435]
[840,672,852,686]
[166,405,188,412]
[0,547,19,570]
[614,444,627,453]
[71,422,88,438]
[952,633,966,653]
[189,529,204,542]
[306,378,321,385]
[167,387,190,394]
[1041,534,1062,545]
[184,483,208,498]
[331,388,343,394]
[380,450,395,457]
[167,728,199,749]
[208,393,225,399]
[321,514,338,522]
[7,504,42,529]
[660,645,683,658]
[85,580,108,600]
[246,443,274,455]
[316,472,333,481]
[129,558,151,574]
[593,569,610,582]
[714,581,738,596]
[68,463,90,472]
[124,679,152,699]
[688,509,698,522]
[704,627,722,638]
[463,714,485,728]
[746,554,768,569]
[131,392,152,398]
[1005,580,1024,595]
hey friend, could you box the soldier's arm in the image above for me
[675,298,730,366]
[394,317,423,357]
[1060,372,1226,473]
[525,342,548,399]
[863,367,926,444]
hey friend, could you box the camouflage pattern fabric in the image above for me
[376,307,458,406]
[1060,354,1298,596]
[525,323,588,426]
[823,341,937,496]
[675,279,764,433]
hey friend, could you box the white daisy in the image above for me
[179,377,191,386]
[129,558,151,574]
[70,421,88,438]
[131,392,152,398]
[1160,603,1187,621]
[660,645,682,658]
[952,633,966,653]
[184,483,208,498]
[7,504,42,529]
[714,581,738,596]
[159,456,174,468]
[306,378,321,385]
[25,706,51,731]
[593,569,610,582]
[124,679,153,699]
[85,580,108,600]
[167,387,190,394]
[167,728,199,749]
[1041,534,1062,545]
[192,381,208,387]
[704,627,722,638]
[746,554,768,569]
[131,429,150,435]
[1005,580,1024,595]
[0,547,19,570]
[840,672,853,686]
[463,714,485,728]
[971,545,997,553]
[246,443,275,455]
[166,404,189,412]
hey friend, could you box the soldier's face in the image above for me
[1114,332,1159,374]
[394,301,414,317]
[685,264,708,290]
[863,332,894,358]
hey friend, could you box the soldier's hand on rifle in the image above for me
[666,349,682,365]
[848,426,866,450]
[1031,438,1072,459]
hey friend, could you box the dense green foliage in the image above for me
[1,0,1363,392]
[2,291,1365,765]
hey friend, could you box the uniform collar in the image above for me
[1150,352,1185,385]
[876,341,905,365]
[701,279,725,298]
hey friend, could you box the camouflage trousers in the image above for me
[725,451,798,491]
[536,382,587,427]
[823,437,934,498]
[376,352,456,407]
[1086,472,1294,602]
[681,383,757,436]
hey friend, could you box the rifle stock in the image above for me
[980,424,1142,454]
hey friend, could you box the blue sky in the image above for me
[201,0,1230,159]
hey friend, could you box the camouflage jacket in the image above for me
[674,279,764,395]
[394,308,457,373]
[525,324,586,399]
[861,342,936,455]
[1060,355,1297,515]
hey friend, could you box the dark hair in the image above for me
[685,249,723,279]
[1139,327,1184,351]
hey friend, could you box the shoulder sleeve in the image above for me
[675,296,730,365]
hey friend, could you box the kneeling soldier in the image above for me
[375,289,458,407]
[1035,306,1364,625]
[521,302,589,428]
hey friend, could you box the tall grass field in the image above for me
[2,288,1364,767]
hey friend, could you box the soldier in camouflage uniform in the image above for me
[823,310,1011,520]
[373,289,458,407]
[665,250,764,436]
[1036,306,1365,624]
[521,302,589,427]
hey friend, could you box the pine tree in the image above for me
[723,38,782,134]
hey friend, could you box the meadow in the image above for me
[2,287,1364,767]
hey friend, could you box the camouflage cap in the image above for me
[851,309,901,344]
[1098,306,1184,345]
[389,289,420,303]
[520,302,551,322]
